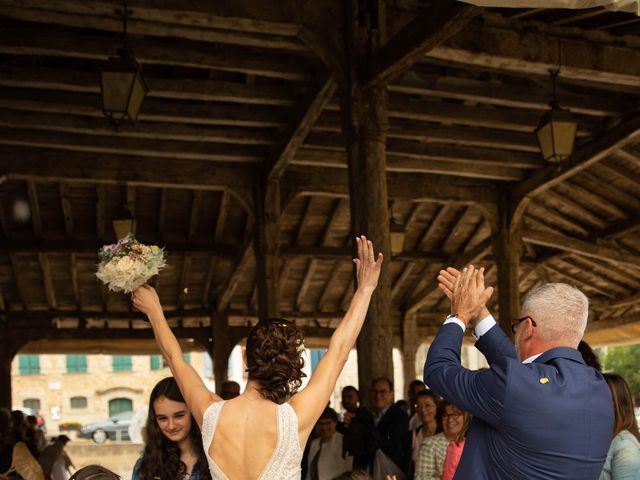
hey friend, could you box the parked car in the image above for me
[78,411,133,443]
[13,407,46,434]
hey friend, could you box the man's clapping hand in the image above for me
[438,265,493,327]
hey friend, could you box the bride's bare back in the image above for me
[209,397,282,479]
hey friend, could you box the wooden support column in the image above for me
[253,179,280,320]
[402,311,419,389]
[211,312,233,395]
[494,189,521,334]
[342,0,393,397]
[0,317,14,409]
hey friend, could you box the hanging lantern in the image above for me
[535,71,577,162]
[100,0,148,128]
[101,49,148,127]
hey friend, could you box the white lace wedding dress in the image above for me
[201,400,303,480]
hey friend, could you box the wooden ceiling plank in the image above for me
[202,257,216,306]
[0,88,290,128]
[522,227,640,270]
[178,256,192,310]
[59,183,74,237]
[563,180,628,220]
[8,253,27,309]
[315,260,344,312]
[0,68,299,106]
[545,262,614,298]
[26,180,42,238]
[390,72,625,117]
[0,5,306,52]
[391,263,415,300]
[566,256,640,292]
[214,191,229,243]
[366,2,480,88]
[0,147,255,193]
[217,243,253,312]
[0,28,312,81]
[296,260,318,311]
[96,184,107,241]
[188,191,203,241]
[0,110,277,146]
[157,188,168,242]
[542,191,608,230]
[267,76,336,181]
[38,252,57,309]
[70,252,80,309]
[0,126,267,163]
[428,17,640,87]
[415,205,453,251]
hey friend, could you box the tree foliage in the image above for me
[601,345,640,402]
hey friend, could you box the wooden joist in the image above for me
[428,17,640,87]
[366,2,480,88]
[266,76,337,181]
[522,228,640,270]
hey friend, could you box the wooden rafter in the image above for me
[37,252,57,309]
[70,253,80,309]
[214,191,229,243]
[366,2,480,88]
[522,228,640,270]
[0,147,255,194]
[188,191,203,241]
[178,256,192,310]
[217,243,253,311]
[59,183,73,237]
[26,180,42,237]
[428,16,640,87]
[201,257,216,306]
[96,184,107,241]
[266,76,337,181]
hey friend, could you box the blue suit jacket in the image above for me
[424,322,614,480]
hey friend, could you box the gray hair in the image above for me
[521,283,588,346]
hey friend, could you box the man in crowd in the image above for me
[305,408,352,480]
[370,377,410,479]
[425,265,613,479]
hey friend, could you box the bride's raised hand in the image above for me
[354,235,383,293]
[132,284,162,317]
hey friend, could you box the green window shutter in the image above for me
[66,355,87,373]
[19,355,40,375]
[112,355,132,372]
[150,355,162,370]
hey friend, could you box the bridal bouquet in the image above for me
[96,234,166,293]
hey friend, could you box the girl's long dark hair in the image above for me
[138,377,211,480]
[604,373,640,442]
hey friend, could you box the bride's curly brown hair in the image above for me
[245,318,306,404]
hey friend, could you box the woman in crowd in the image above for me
[132,377,211,480]
[414,400,470,480]
[409,390,440,476]
[133,236,382,479]
[599,373,640,480]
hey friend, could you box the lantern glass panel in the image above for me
[101,71,136,114]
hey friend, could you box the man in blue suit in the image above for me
[424,266,613,480]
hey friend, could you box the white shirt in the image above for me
[444,314,543,363]
[305,432,353,480]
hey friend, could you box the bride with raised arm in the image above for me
[132,235,383,480]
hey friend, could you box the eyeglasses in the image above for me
[441,412,463,420]
[511,315,537,334]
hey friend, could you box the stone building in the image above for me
[11,351,210,431]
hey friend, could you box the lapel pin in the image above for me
[539,378,549,384]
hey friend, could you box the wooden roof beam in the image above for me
[522,227,640,270]
[217,243,253,312]
[0,26,312,81]
[59,183,73,237]
[428,18,640,87]
[26,180,42,238]
[0,147,254,199]
[0,238,240,257]
[511,114,640,227]
[366,2,480,88]
[266,76,336,182]
[37,252,57,309]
